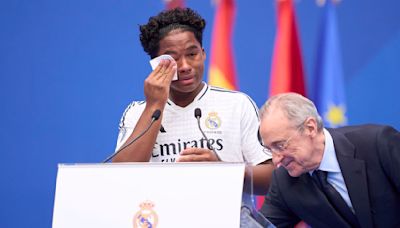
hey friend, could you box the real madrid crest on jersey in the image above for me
[133,200,158,228]
[205,112,221,130]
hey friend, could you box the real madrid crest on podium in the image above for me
[133,200,159,228]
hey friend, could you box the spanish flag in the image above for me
[208,0,238,90]
[256,0,307,210]
[269,0,306,96]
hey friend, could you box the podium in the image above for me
[52,163,246,228]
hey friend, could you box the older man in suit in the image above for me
[258,92,400,228]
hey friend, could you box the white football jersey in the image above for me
[116,83,271,164]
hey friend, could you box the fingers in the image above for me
[179,147,207,155]
[177,148,219,162]
[164,61,177,81]
[143,58,177,106]
[152,59,177,82]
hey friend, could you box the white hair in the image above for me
[259,93,324,131]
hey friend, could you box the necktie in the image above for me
[312,170,360,227]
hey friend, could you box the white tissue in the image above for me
[149,54,178,81]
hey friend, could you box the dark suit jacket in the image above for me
[260,124,400,228]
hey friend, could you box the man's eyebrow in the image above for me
[162,45,199,55]
[271,139,285,145]
[163,50,177,55]
[186,45,201,51]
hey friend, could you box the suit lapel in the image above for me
[288,173,351,227]
[329,129,374,228]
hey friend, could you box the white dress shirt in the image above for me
[311,128,354,212]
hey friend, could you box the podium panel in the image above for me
[52,162,245,228]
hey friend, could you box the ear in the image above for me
[304,117,318,137]
[202,48,206,60]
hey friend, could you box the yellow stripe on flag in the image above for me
[209,67,235,90]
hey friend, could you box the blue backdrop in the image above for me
[1,0,399,227]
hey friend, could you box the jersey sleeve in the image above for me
[115,101,145,151]
[240,94,272,164]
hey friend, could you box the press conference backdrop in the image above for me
[0,0,399,227]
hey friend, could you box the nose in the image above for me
[177,57,191,74]
[272,153,284,167]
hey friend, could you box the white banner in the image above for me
[52,162,245,228]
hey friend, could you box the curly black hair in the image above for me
[139,8,206,58]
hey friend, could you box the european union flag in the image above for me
[313,0,347,128]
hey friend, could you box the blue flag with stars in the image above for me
[313,0,347,127]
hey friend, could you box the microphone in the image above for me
[194,108,222,161]
[103,109,161,163]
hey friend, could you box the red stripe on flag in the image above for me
[208,0,238,90]
[269,0,306,96]
[164,0,185,9]
[257,0,307,210]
